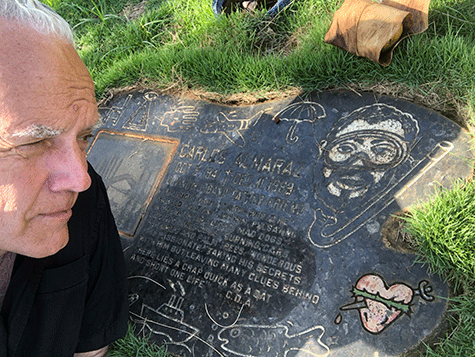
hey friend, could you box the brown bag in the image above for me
[324,0,431,66]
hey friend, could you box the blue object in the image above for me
[266,0,292,17]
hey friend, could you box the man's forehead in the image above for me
[0,20,96,103]
[0,99,100,134]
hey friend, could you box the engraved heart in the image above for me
[353,274,413,334]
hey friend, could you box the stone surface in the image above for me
[87,90,473,357]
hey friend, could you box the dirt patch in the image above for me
[219,0,278,15]
[99,81,474,133]
[186,87,303,105]
[380,212,418,254]
[121,0,148,20]
[99,84,303,107]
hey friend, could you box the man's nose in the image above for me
[46,143,92,193]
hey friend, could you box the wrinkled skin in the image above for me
[0,20,98,258]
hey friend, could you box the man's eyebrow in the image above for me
[9,119,101,140]
[11,124,64,140]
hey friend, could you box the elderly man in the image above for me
[0,1,128,356]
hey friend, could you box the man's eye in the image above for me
[16,139,52,157]
[78,134,94,150]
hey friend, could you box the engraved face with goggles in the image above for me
[324,130,407,171]
[317,105,419,210]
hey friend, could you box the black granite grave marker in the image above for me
[88,90,473,357]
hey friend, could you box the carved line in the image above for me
[122,92,158,132]
[200,110,265,147]
[273,102,327,144]
[101,94,133,126]
[128,275,166,290]
[130,310,226,357]
[218,324,329,357]
[204,302,245,329]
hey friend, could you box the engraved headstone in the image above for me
[87,90,473,357]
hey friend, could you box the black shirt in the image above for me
[0,165,128,357]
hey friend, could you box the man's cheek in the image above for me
[0,184,18,212]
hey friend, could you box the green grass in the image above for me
[45,0,475,126]
[108,324,169,357]
[403,180,475,356]
[41,0,475,355]
[405,180,475,291]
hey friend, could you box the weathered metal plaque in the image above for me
[88,90,473,357]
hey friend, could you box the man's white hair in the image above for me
[0,0,73,43]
